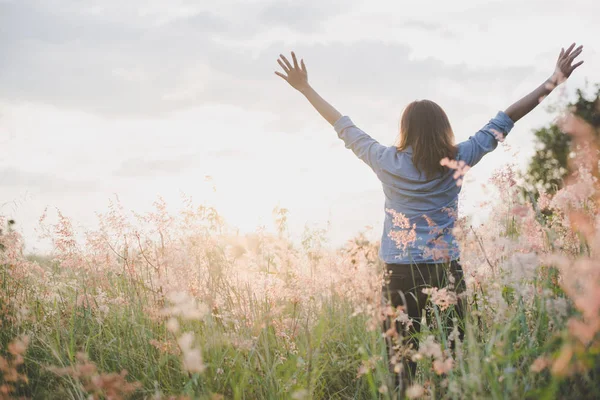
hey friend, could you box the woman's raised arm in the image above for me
[275,52,386,174]
[275,52,342,125]
[504,43,584,123]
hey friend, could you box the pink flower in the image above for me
[422,287,458,311]
[440,158,471,186]
[177,332,206,374]
[406,384,424,398]
[433,357,454,375]
[551,345,573,377]
[568,318,600,346]
[386,209,417,251]
[490,128,506,143]
[530,356,550,373]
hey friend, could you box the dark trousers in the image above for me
[381,260,467,392]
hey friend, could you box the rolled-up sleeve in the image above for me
[457,111,515,167]
[334,116,386,174]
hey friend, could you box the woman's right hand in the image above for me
[275,51,310,93]
[273,51,342,126]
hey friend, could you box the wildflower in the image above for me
[356,356,380,378]
[440,158,471,186]
[49,352,141,398]
[167,318,180,333]
[149,339,180,355]
[551,344,573,377]
[356,363,369,378]
[405,384,424,398]
[163,291,209,321]
[395,307,413,329]
[422,287,458,311]
[8,336,29,356]
[567,318,599,346]
[384,324,398,338]
[177,332,206,374]
[490,128,506,143]
[0,336,30,396]
[291,389,309,400]
[418,336,443,360]
[386,209,417,251]
[433,357,454,375]
[530,356,550,373]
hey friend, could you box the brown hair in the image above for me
[396,100,457,179]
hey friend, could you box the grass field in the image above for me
[1,115,600,399]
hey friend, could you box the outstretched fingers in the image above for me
[275,51,308,90]
[277,58,290,73]
[554,43,584,81]
[567,46,583,63]
[291,51,300,70]
[280,54,293,70]
[563,42,576,58]
[274,71,288,81]
[571,60,584,73]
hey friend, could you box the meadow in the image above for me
[1,110,599,399]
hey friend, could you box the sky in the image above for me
[1,0,599,253]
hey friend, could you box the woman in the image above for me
[274,43,584,391]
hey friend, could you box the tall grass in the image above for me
[1,112,600,399]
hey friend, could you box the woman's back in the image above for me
[333,111,514,264]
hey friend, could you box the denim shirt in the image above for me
[334,111,515,264]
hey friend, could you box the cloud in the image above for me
[113,149,251,177]
[258,0,350,33]
[400,20,458,38]
[0,1,231,115]
[114,155,199,177]
[207,149,250,159]
[0,167,95,192]
[0,0,534,124]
